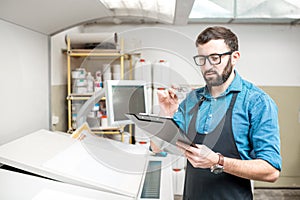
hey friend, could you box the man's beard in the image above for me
[203,58,233,87]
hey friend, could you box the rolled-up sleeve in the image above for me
[249,94,282,171]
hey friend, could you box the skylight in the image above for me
[99,0,176,23]
[189,0,300,23]
[189,0,234,19]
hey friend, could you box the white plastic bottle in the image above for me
[86,72,94,93]
[134,58,152,113]
[152,59,170,88]
[134,58,152,83]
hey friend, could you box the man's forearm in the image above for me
[224,157,280,182]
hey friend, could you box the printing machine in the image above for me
[0,129,174,200]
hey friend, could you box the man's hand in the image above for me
[157,87,179,117]
[176,141,280,182]
[176,141,219,169]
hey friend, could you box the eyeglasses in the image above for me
[193,51,233,66]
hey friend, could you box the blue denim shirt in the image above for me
[173,71,282,171]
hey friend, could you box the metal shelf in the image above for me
[66,36,135,144]
[67,93,106,101]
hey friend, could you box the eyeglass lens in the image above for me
[199,55,220,66]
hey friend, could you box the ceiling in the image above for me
[0,0,299,36]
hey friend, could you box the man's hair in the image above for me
[195,26,239,51]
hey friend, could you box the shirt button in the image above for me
[208,114,212,118]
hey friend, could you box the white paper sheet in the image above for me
[43,137,149,198]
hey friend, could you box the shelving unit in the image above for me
[65,36,136,142]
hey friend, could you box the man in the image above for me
[155,26,281,199]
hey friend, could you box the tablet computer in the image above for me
[125,113,197,155]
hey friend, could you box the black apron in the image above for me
[183,92,253,200]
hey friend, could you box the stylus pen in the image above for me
[191,143,198,148]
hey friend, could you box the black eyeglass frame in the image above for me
[193,51,233,66]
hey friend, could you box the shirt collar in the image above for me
[196,70,242,100]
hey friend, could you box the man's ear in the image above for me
[231,51,240,65]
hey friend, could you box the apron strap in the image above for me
[187,96,205,141]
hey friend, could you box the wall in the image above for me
[0,19,49,145]
[50,27,81,132]
[51,23,300,187]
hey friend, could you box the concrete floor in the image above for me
[174,189,300,200]
[254,189,300,200]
